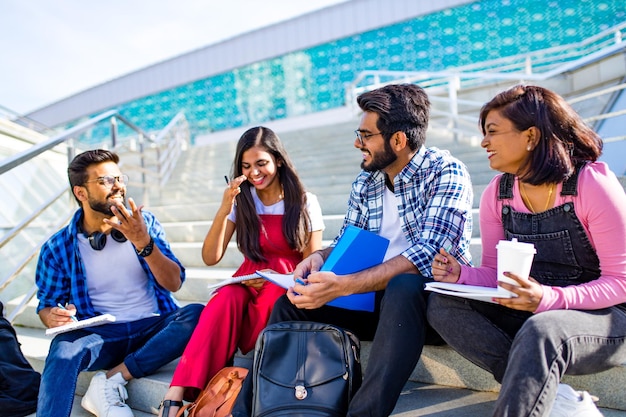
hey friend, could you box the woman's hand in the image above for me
[494,272,544,312]
[243,268,276,289]
[242,278,265,289]
[431,247,461,283]
[222,175,247,209]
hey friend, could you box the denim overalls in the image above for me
[499,163,601,287]
[428,163,626,416]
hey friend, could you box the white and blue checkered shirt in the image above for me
[333,145,474,277]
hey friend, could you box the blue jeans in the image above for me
[232,273,442,417]
[428,294,626,416]
[37,304,203,417]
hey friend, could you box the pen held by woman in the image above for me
[432,246,462,283]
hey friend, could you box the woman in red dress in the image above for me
[158,126,325,417]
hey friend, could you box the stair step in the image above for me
[24,396,155,417]
[16,326,626,416]
[170,238,483,270]
[161,211,481,244]
[161,214,346,243]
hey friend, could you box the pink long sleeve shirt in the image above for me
[458,162,626,312]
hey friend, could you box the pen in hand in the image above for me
[444,243,470,266]
[224,175,229,185]
[57,303,78,322]
[293,278,307,296]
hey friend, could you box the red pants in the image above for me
[170,281,285,400]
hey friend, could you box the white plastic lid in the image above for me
[496,238,536,254]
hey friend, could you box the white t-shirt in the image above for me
[379,186,410,262]
[78,234,158,322]
[228,189,325,232]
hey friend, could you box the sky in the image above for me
[0,0,347,115]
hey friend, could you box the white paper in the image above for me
[254,271,296,289]
[206,273,261,291]
[425,282,514,304]
[45,314,117,336]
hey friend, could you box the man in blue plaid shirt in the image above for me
[35,149,202,417]
[233,83,474,417]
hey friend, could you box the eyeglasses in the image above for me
[354,130,384,146]
[84,174,129,188]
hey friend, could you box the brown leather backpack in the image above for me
[176,366,248,417]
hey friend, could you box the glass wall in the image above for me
[80,0,626,143]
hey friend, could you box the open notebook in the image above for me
[206,273,261,292]
[424,282,514,304]
[254,270,378,312]
[45,314,117,336]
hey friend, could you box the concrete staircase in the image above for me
[13,110,626,416]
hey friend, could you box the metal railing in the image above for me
[0,110,189,322]
[345,22,626,144]
[347,22,625,99]
[0,103,51,133]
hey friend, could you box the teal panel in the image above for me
[70,0,626,144]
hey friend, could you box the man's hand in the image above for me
[287,271,346,309]
[105,197,150,249]
[39,304,77,328]
[292,251,326,282]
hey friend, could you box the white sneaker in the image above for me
[549,383,603,417]
[81,371,134,417]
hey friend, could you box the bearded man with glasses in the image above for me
[232,83,474,417]
[35,149,203,417]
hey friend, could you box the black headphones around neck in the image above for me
[78,222,127,251]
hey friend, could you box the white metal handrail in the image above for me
[345,21,626,146]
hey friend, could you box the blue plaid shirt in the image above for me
[334,146,473,277]
[35,208,185,319]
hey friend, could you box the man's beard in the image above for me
[87,191,126,216]
[361,140,397,172]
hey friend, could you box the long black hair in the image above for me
[232,127,311,263]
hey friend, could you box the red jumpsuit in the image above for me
[170,215,301,400]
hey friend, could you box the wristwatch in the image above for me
[136,237,154,257]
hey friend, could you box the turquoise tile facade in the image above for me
[79,0,626,143]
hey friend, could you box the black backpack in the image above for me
[0,302,41,417]
[251,321,362,417]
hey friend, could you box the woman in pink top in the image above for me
[427,85,626,417]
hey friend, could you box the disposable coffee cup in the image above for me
[496,238,536,297]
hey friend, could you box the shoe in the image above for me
[81,371,134,417]
[549,383,603,417]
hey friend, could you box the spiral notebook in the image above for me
[206,273,261,292]
[45,314,117,336]
[256,226,389,312]
[424,282,513,304]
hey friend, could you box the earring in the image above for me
[527,145,532,151]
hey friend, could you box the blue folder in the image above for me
[322,225,389,312]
